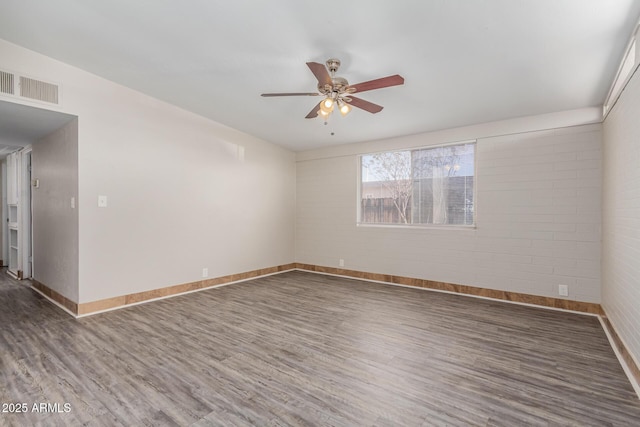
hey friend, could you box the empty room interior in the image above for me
[1,1,640,425]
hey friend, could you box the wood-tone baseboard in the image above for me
[294,263,603,315]
[600,311,640,390]
[76,263,297,316]
[33,262,602,317]
[31,280,78,314]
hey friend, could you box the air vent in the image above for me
[19,76,58,104]
[0,70,14,95]
[0,69,61,105]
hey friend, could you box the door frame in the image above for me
[20,147,33,279]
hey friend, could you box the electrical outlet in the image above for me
[558,284,569,297]
[202,268,209,278]
[339,259,344,267]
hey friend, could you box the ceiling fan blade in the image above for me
[306,62,332,87]
[348,96,384,114]
[349,75,404,93]
[261,92,320,97]
[305,102,321,119]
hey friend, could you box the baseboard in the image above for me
[31,280,78,315]
[32,263,602,317]
[600,310,640,398]
[76,263,297,316]
[294,263,603,315]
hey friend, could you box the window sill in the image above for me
[356,223,477,231]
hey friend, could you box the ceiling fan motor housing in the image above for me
[317,58,351,96]
[318,76,350,96]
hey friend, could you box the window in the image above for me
[359,142,475,226]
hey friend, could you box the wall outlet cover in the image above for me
[558,284,569,297]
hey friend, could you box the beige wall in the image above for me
[603,66,640,369]
[32,119,79,301]
[297,118,603,303]
[0,38,613,314]
[0,39,296,304]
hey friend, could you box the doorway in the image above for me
[0,100,76,282]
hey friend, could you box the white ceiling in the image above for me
[0,100,76,155]
[0,0,639,152]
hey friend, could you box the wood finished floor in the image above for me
[1,271,639,426]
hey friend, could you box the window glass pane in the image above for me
[360,142,475,226]
[411,143,474,225]
[361,151,412,224]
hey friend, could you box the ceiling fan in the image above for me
[261,58,404,119]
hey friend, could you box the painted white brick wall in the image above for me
[603,67,640,367]
[296,123,602,303]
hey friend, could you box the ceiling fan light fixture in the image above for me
[317,108,330,118]
[320,98,334,114]
[339,101,351,116]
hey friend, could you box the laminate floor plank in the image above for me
[1,270,639,426]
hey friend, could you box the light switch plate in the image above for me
[98,195,108,207]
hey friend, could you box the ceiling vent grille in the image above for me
[0,70,14,95]
[0,69,61,105]
[19,76,58,104]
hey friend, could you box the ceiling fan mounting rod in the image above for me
[326,58,340,76]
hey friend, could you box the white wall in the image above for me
[0,39,296,303]
[297,115,602,303]
[32,119,79,301]
[603,67,640,367]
